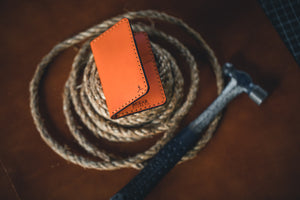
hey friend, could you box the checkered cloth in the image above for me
[259,0,300,66]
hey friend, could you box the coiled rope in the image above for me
[29,10,223,170]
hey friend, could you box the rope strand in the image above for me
[29,10,223,170]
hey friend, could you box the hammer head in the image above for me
[223,63,268,105]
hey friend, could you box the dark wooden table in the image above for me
[1,0,299,199]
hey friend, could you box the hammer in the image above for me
[111,63,268,200]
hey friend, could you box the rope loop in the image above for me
[30,10,223,170]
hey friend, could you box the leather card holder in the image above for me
[90,18,166,119]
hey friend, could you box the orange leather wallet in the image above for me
[90,18,166,119]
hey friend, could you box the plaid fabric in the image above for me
[259,0,300,66]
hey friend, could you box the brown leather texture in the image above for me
[117,32,166,118]
[0,0,299,200]
[91,19,166,118]
[91,18,149,118]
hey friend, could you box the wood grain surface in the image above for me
[0,0,299,199]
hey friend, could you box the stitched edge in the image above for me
[117,32,166,118]
[90,18,148,118]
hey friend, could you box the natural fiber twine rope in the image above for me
[30,10,224,170]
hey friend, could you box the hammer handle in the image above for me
[111,78,244,200]
[110,126,199,200]
[110,63,268,200]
